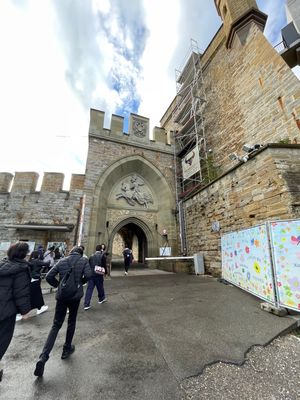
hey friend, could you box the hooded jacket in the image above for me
[0,259,31,321]
[46,252,92,301]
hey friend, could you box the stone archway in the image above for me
[85,155,176,258]
[109,217,153,265]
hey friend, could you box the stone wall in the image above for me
[183,145,300,276]
[162,23,300,178]
[0,172,85,250]
[204,23,300,175]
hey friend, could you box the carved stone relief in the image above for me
[132,118,147,138]
[115,174,153,208]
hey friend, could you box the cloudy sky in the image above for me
[0,0,298,188]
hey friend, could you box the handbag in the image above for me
[93,252,105,275]
[94,265,105,275]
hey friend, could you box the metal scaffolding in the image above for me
[172,39,208,253]
[173,39,207,196]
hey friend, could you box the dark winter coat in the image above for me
[89,251,107,276]
[123,248,133,266]
[0,259,31,321]
[46,252,92,301]
[28,259,50,280]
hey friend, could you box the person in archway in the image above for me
[123,246,134,275]
[83,244,107,310]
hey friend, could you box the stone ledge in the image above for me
[260,302,288,317]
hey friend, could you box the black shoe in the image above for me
[0,369,3,382]
[61,345,75,360]
[34,360,45,377]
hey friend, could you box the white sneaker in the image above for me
[16,314,22,322]
[124,271,128,275]
[37,305,48,315]
[84,305,91,310]
[98,299,107,304]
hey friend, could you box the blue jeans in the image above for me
[84,275,105,306]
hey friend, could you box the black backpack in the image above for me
[56,258,80,301]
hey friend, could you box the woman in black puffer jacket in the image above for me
[0,242,31,382]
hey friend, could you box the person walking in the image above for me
[42,245,55,273]
[0,242,31,382]
[34,246,92,378]
[123,246,134,275]
[28,251,50,315]
[83,244,107,310]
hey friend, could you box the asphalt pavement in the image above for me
[1,269,299,399]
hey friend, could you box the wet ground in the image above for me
[1,268,299,399]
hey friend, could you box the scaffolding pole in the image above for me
[172,39,208,253]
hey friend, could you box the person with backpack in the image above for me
[0,242,31,382]
[34,246,92,378]
[83,244,107,310]
[123,246,134,275]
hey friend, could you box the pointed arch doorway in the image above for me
[109,217,152,272]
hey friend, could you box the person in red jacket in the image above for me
[0,242,31,382]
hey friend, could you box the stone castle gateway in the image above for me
[1,0,300,274]
[82,110,176,261]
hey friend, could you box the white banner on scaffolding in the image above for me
[182,145,200,180]
[221,224,275,304]
[269,220,300,312]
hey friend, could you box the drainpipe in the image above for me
[178,200,187,254]
[76,194,86,246]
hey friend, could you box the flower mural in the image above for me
[222,220,300,310]
[288,277,300,291]
[270,220,300,312]
[221,224,274,303]
[253,261,261,274]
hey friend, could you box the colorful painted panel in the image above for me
[221,224,275,303]
[269,220,300,311]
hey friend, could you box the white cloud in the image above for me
[92,0,110,14]
[0,0,292,189]
[0,0,88,188]
[137,0,181,126]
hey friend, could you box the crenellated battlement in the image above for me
[0,172,85,194]
[89,109,172,147]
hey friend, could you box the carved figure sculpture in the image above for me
[116,175,153,208]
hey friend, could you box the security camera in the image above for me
[242,143,262,153]
[242,143,254,153]
[229,153,238,161]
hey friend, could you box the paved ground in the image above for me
[1,269,299,399]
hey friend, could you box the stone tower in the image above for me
[214,0,267,48]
